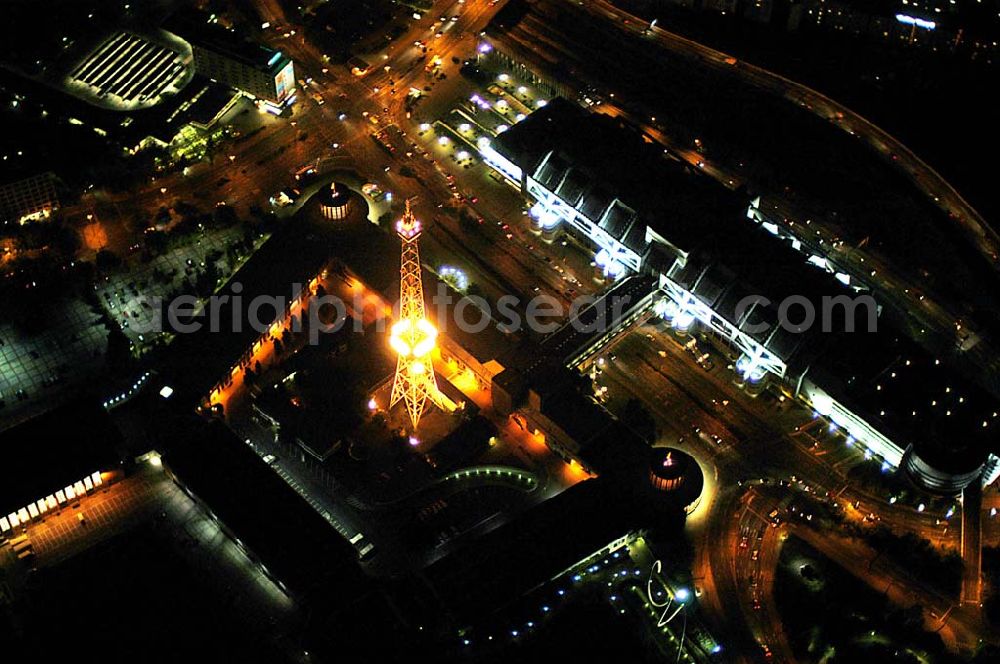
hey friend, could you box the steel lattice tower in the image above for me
[389,201,439,430]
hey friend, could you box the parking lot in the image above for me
[416,65,551,179]
[94,225,261,349]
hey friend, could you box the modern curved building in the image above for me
[902,441,990,495]
[648,447,704,514]
[317,182,353,221]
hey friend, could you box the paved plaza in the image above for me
[1,226,261,428]
[94,225,258,347]
[0,298,108,426]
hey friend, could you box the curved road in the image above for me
[589,0,1000,268]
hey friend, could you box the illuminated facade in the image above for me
[389,201,440,430]
[0,399,124,539]
[1,471,113,537]
[648,448,704,515]
[486,99,1000,493]
[190,42,295,105]
[650,452,685,492]
[318,182,353,221]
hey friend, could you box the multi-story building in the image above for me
[484,98,1000,494]
[165,10,295,110]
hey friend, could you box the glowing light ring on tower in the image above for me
[390,318,438,358]
[396,216,422,239]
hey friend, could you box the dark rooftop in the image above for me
[493,98,746,256]
[419,475,680,622]
[0,66,235,150]
[494,101,1000,469]
[317,182,352,207]
[165,9,289,73]
[0,397,124,512]
[525,365,649,477]
[162,213,343,404]
[650,447,692,482]
[810,328,1000,472]
[425,415,497,473]
[163,419,370,602]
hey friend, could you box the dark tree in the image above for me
[95,249,122,271]
[106,326,132,371]
[621,397,657,444]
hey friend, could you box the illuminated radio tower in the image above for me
[389,200,439,430]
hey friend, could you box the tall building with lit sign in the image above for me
[165,10,296,107]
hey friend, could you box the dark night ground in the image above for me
[2,524,663,662]
[614,0,1000,231]
[1,525,294,663]
[460,585,663,663]
[774,535,963,664]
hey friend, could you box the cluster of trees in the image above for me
[132,201,247,266]
[0,216,85,330]
[774,537,961,664]
[867,527,964,597]
[845,462,953,513]
[5,218,80,255]
[983,546,1000,626]
[459,62,493,86]
[796,487,963,597]
[620,397,657,444]
[296,0,399,61]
